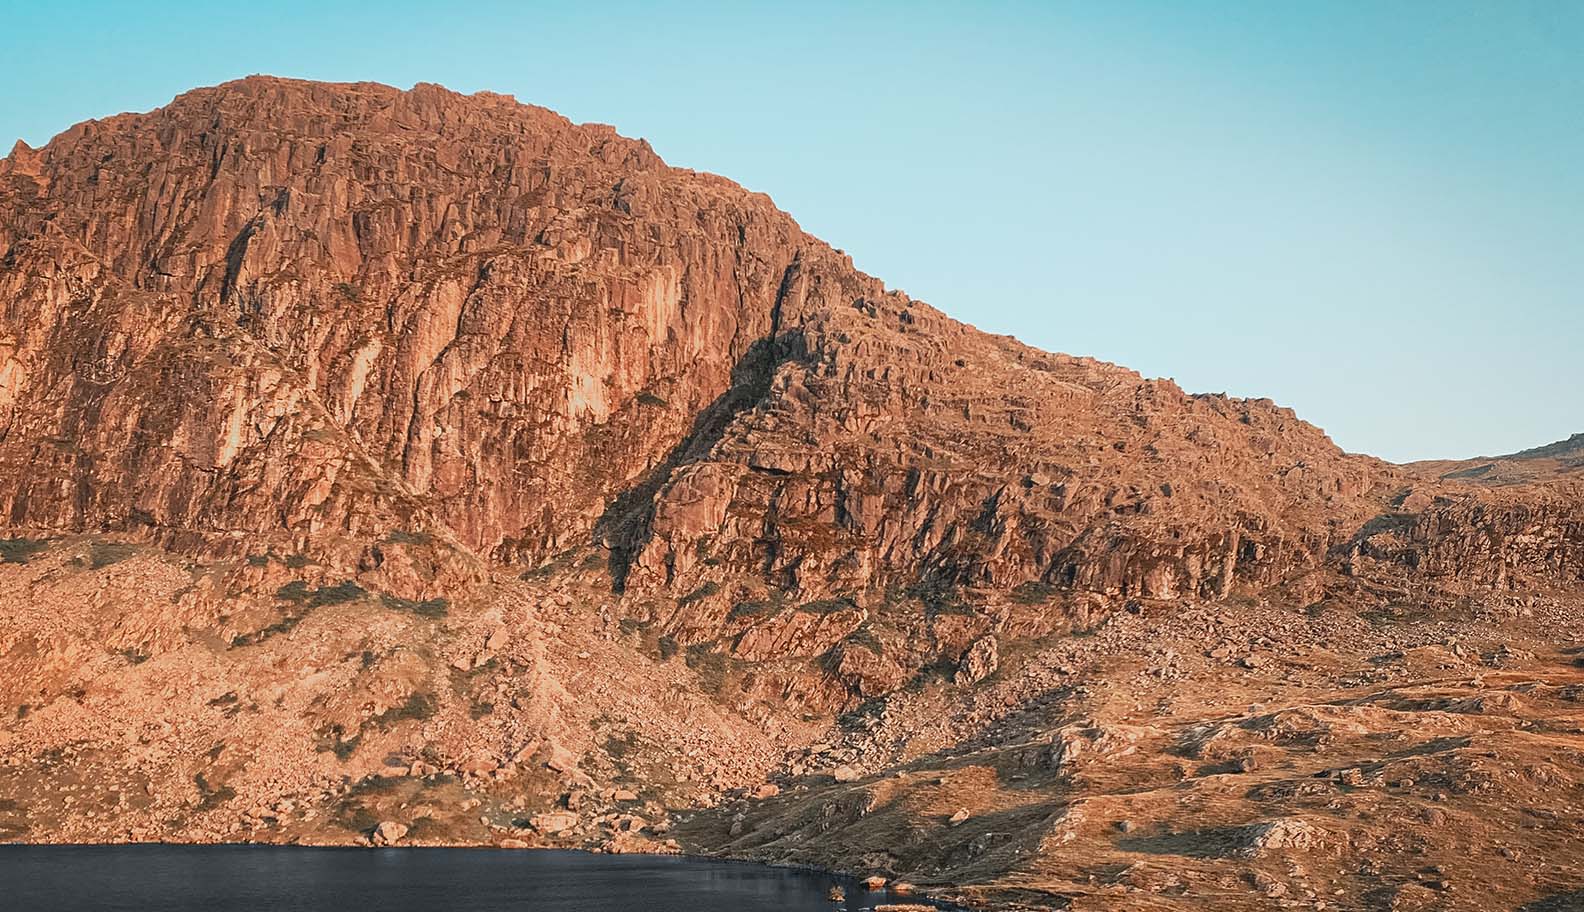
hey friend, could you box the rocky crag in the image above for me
[1,78,1581,910]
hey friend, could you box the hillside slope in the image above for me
[1409,433,1584,486]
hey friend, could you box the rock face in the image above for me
[1,78,1583,911]
[0,78,804,584]
[1349,488,1584,588]
[2,76,1578,615]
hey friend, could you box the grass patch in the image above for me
[728,592,789,621]
[844,626,883,654]
[520,551,575,580]
[316,692,438,761]
[347,774,402,799]
[1360,601,1468,628]
[380,593,449,619]
[232,612,309,647]
[1011,580,1060,605]
[603,729,640,766]
[193,773,236,812]
[0,537,49,564]
[451,657,498,685]
[314,724,363,761]
[0,818,30,839]
[384,530,433,546]
[88,541,137,569]
[797,595,859,615]
[308,580,366,606]
[277,579,367,607]
[234,581,364,647]
[685,644,738,695]
[404,815,443,840]
[678,581,721,607]
[276,580,312,602]
[331,796,380,835]
[909,581,977,617]
[373,692,438,730]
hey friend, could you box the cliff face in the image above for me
[3,76,1581,655]
[1348,483,1584,590]
[2,78,1584,910]
[0,78,1433,596]
[0,79,806,578]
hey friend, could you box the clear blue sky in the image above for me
[4,1,1580,462]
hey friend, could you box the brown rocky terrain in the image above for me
[1409,434,1584,488]
[1,77,1582,910]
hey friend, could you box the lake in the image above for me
[0,844,934,911]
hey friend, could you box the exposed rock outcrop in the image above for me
[2,75,1578,626]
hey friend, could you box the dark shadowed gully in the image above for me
[0,78,1582,910]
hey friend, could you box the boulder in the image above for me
[1239,817,1324,857]
[371,821,408,846]
[954,635,1000,686]
[530,812,580,835]
[545,742,580,775]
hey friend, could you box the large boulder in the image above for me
[371,821,408,846]
[954,635,1000,686]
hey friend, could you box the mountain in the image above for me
[1409,433,1584,486]
[2,78,1582,910]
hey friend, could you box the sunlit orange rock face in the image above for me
[0,79,800,577]
[1,78,1582,910]
[7,76,1575,608]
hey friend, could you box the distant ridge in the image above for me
[1507,432,1584,461]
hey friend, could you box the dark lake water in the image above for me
[0,844,931,911]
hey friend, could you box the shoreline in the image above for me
[0,837,970,909]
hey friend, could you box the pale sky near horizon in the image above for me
[2,1,1579,463]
